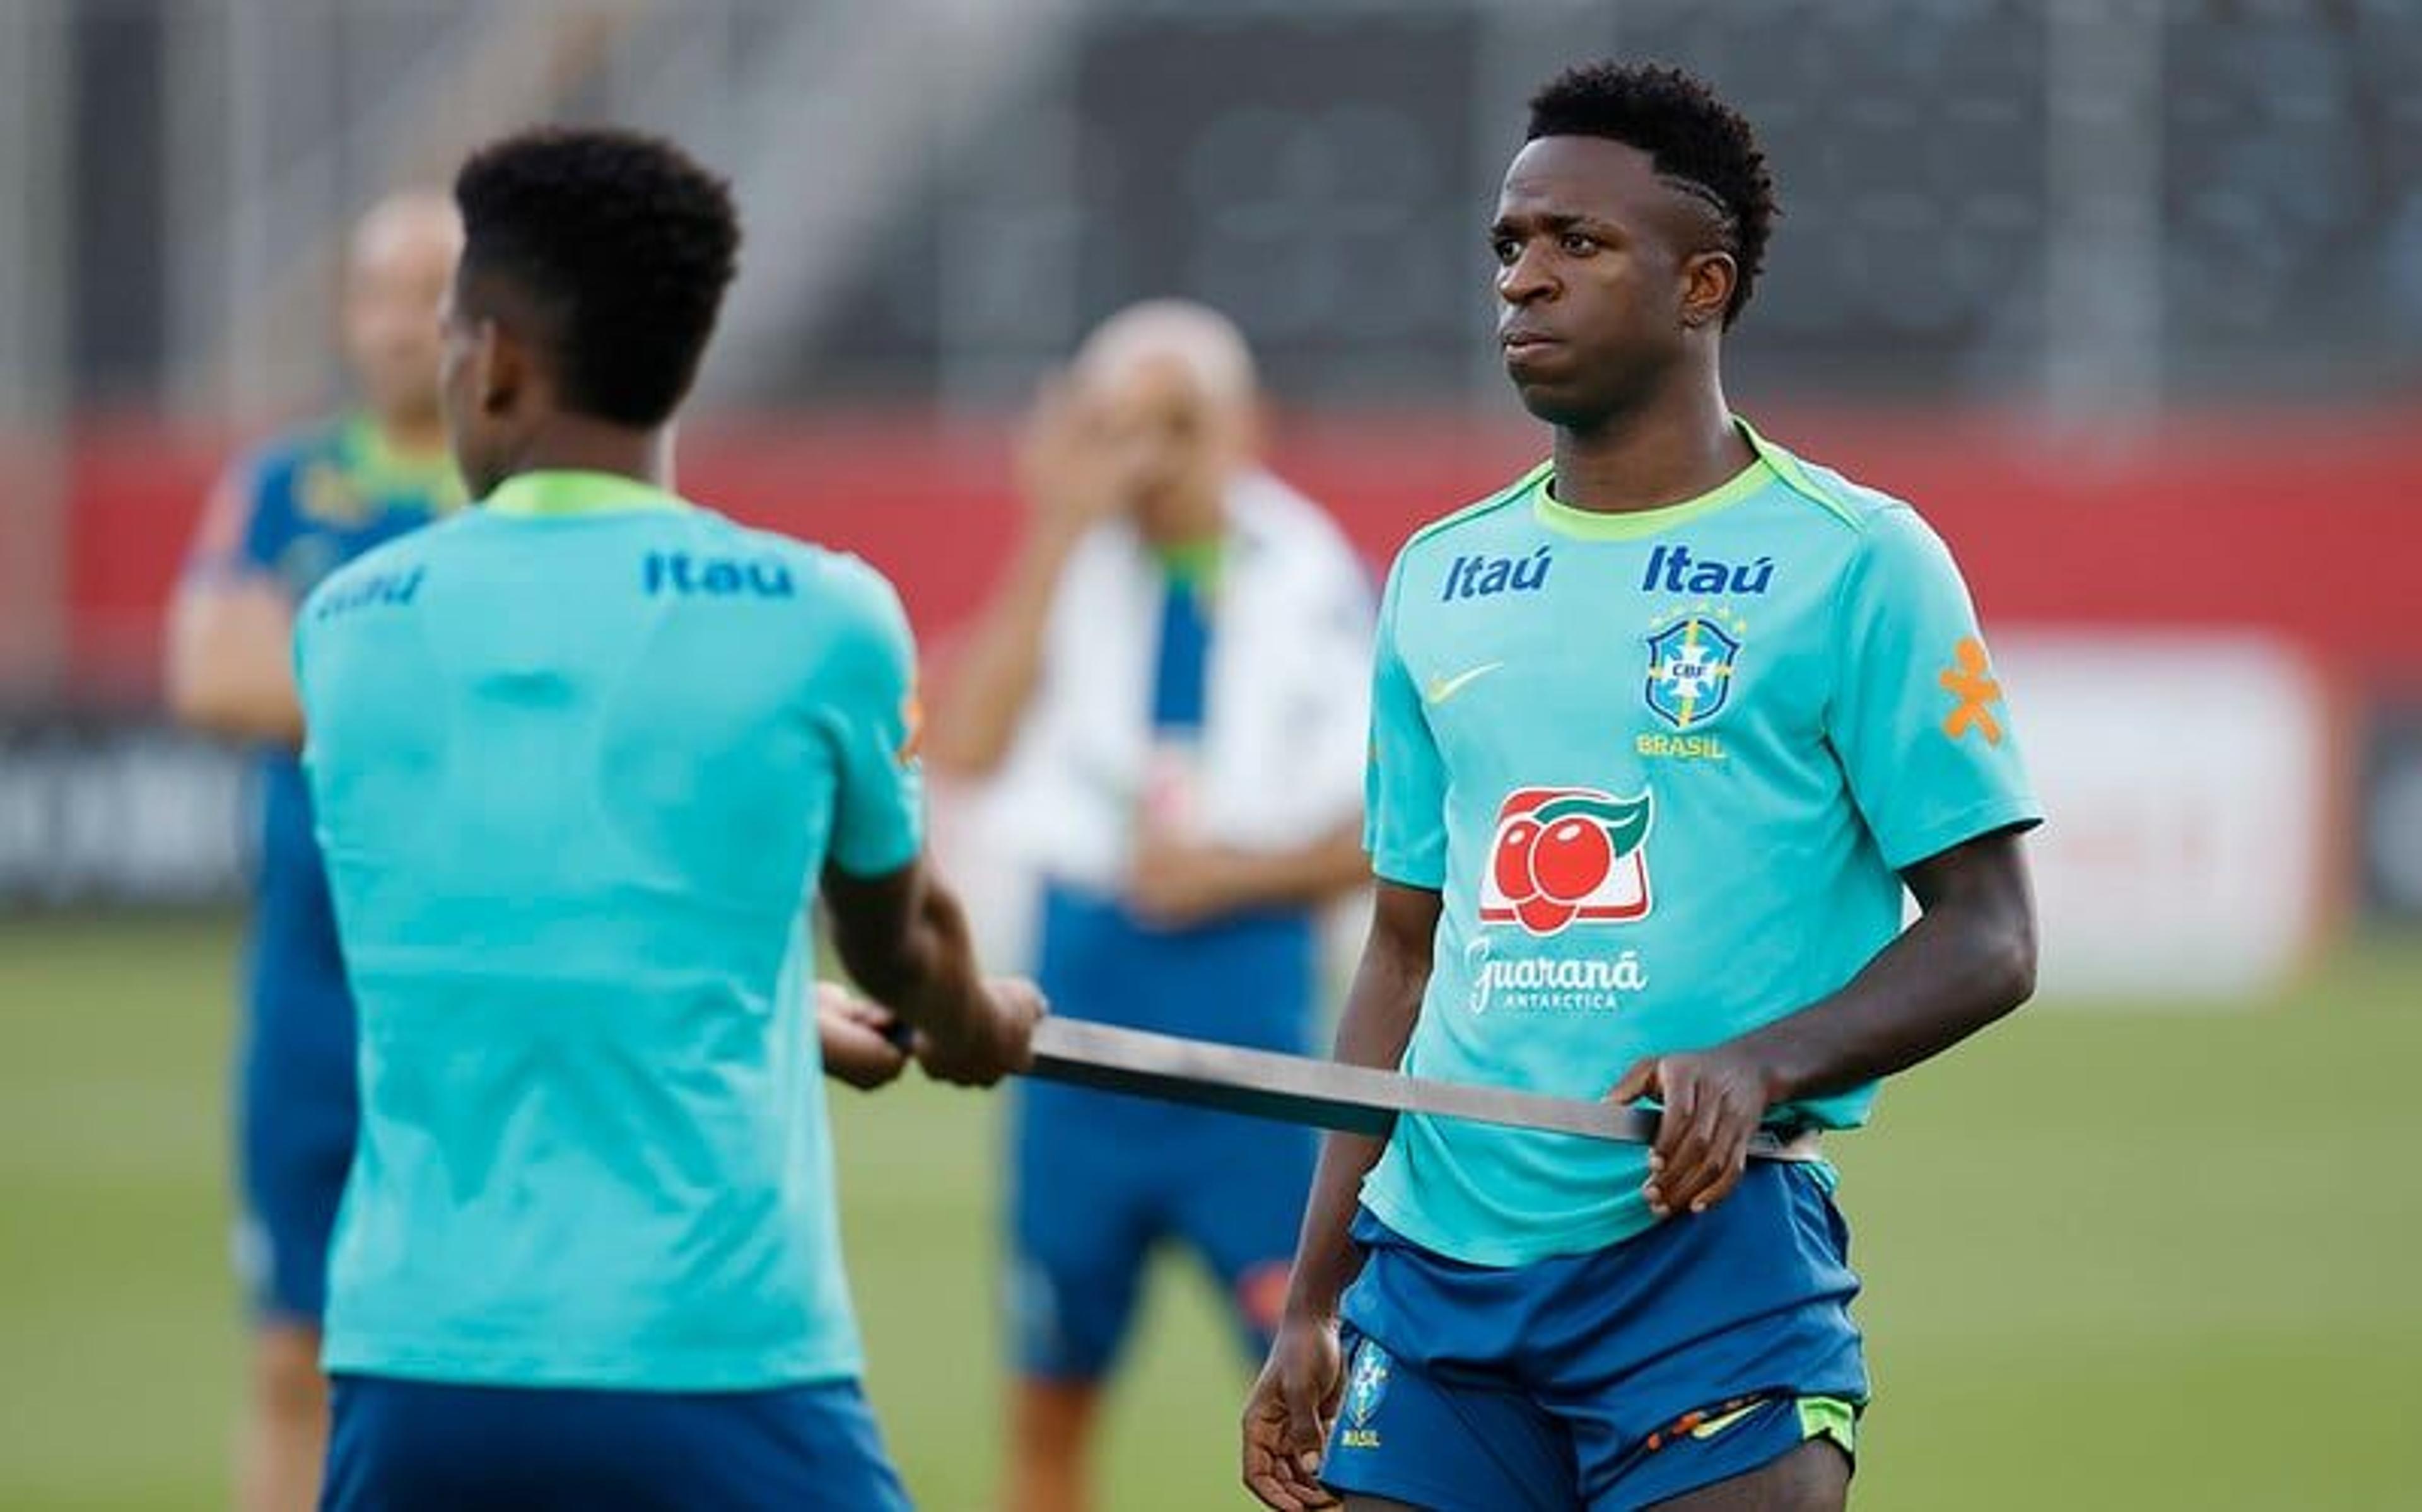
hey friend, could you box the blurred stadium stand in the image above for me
[2,0,2418,953]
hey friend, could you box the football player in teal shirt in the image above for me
[295,127,1041,1508]
[1243,62,2042,1512]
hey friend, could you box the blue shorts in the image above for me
[1325,1162,1867,1512]
[322,1375,910,1511]
[1009,1079,1314,1381]
[234,931,358,1325]
[1010,885,1319,1383]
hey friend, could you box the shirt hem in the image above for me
[1359,1179,1655,1269]
[322,1341,865,1393]
[1359,1160,1840,1268]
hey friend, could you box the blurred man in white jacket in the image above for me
[927,301,1372,1512]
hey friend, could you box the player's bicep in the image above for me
[1830,510,2042,871]
[821,565,927,880]
[1364,561,1448,889]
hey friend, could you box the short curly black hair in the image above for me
[453,126,740,427]
[1527,61,1777,327]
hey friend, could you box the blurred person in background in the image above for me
[925,301,1374,1512]
[1241,62,2042,1512]
[296,126,1041,1507]
[163,189,464,1512]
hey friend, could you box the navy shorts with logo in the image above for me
[322,1375,911,1511]
[1324,1161,1867,1511]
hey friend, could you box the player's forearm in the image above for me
[844,871,988,1038]
[1284,991,1424,1322]
[1736,830,2037,1103]
[1283,882,1438,1321]
[1205,825,1370,912]
[163,586,306,746]
[921,529,1082,777]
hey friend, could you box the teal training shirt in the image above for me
[1359,422,2043,1267]
[295,470,923,1390]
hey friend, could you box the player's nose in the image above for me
[1497,246,1556,305]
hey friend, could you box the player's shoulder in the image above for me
[1740,426,1972,603]
[230,414,351,503]
[1228,470,1369,591]
[295,509,467,622]
[681,508,911,631]
[694,510,885,590]
[1388,460,1555,578]
[1231,469,1348,547]
[1741,422,1930,540]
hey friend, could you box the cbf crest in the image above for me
[1644,607,1746,730]
[1338,1340,1391,1449]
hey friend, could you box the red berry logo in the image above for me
[1477,788,1654,935]
[1514,895,1577,934]
[1494,817,1541,901]
[1529,817,1613,902]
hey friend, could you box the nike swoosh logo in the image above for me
[1688,1402,1767,1441]
[1424,661,1504,705]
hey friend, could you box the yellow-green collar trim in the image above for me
[1155,537,1224,593]
[1533,439,1775,541]
[483,470,686,518]
[1736,417,1861,528]
[341,414,466,506]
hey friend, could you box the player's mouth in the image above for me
[1501,326,1565,375]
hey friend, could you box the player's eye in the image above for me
[1559,231,1598,255]
[1490,236,1521,266]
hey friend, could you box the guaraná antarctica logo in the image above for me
[1468,786,1653,1015]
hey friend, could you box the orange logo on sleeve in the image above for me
[1938,637,2004,745]
[896,685,925,765]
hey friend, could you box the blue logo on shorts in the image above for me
[1342,1342,1391,1448]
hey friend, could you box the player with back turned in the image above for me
[1243,62,2042,1512]
[291,127,1041,1507]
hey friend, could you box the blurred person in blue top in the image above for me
[165,189,465,1512]
[1239,62,2044,1512]
[925,301,1375,1512]
[288,126,1041,1508]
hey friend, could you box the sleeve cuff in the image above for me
[1369,851,1446,892]
[828,827,923,882]
[1878,794,2045,873]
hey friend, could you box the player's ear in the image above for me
[1679,250,1736,332]
[474,317,522,417]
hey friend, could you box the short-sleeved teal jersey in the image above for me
[294,470,923,1390]
[1359,422,2041,1267]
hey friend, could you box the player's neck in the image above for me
[503,417,674,491]
[1137,475,1227,551]
[1548,379,1750,515]
[371,410,448,461]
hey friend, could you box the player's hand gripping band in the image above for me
[1019,1018,1823,1160]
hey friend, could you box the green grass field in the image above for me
[4,914,2419,1510]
